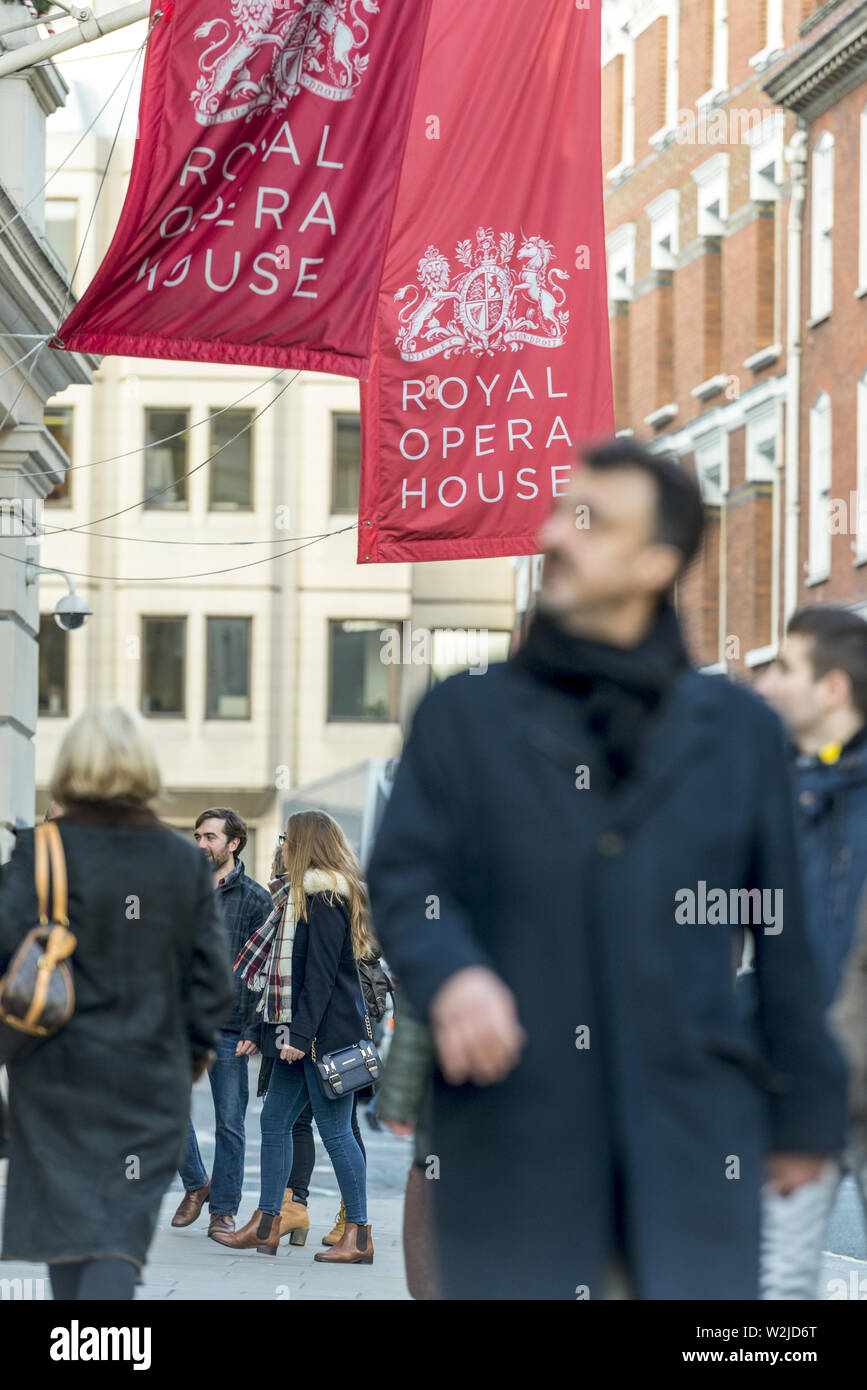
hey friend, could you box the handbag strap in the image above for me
[34,822,50,924]
[311,964,373,1064]
[43,821,69,926]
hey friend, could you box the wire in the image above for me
[18,371,288,483]
[39,526,357,546]
[0,24,151,435]
[0,524,357,582]
[0,36,149,239]
[42,374,298,534]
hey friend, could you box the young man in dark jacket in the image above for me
[171,808,272,1238]
[756,607,867,1297]
[368,439,847,1301]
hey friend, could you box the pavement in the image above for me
[2,1065,866,1300]
[0,1061,413,1301]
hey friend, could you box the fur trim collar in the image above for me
[303,868,350,898]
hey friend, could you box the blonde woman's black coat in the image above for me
[0,803,234,1269]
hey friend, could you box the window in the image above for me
[749,113,784,202]
[209,408,253,509]
[44,405,73,505]
[647,191,679,271]
[206,617,251,719]
[38,615,67,716]
[745,407,780,483]
[144,409,189,508]
[811,133,834,321]
[606,223,636,302]
[692,154,729,236]
[44,199,77,280]
[766,0,784,53]
[431,629,511,683]
[141,617,186,715]
[329,620,400,721]
[694,432,728,504]
[331,413,361,513]
[711,0,728,94]
[857,373,867,561]
[808,393,832,582]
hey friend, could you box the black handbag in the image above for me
[311,972,382,1101]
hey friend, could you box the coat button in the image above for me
[598,832,624,857]
[799,791,815,808]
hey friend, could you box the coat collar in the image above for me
[510,661,720,835]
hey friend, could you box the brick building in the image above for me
[601,0,867,671]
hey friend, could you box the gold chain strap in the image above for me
[309,970,373,1062]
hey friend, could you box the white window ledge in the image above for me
[805,571,830,587]
[644,403,678,429]
[700,660,729,676]
[615,428,634,438]
[807,312,831,328]
[743,344,782,372]
[606,161,635,186]
[855,286,867,300]
[745,644,778,668]
[649,124,677,153]
[691,375,727,400]
[855,550,867,567]
[696,87,729,110]
[749,47,784,74]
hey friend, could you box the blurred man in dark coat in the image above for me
[368,439,847,1301]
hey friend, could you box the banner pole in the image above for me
[0,0,151,78]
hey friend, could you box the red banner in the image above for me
[53,0,433,378]
[358,0,613,563]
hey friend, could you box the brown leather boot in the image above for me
[209,1209,280,1255]
[314,1222,374,1265]
[208,1213,235,1238]
[279,1188,310,1246]
[170,1180,210,1228]
[321,1198,346,1246]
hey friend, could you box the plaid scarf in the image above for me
[234,869,349,1024]
[234,874,296,1024]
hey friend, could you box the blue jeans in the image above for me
[259,1058,367,1224]
[179,1028,249,1215]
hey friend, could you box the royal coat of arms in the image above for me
[394,226,571,361]
[190,0,381,127]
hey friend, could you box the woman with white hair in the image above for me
[0,704,234,1300]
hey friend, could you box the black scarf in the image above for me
[512,602,690,787]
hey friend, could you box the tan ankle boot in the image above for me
[314,1222,374,1265]
[279,1188,310,1246]
[209,1209,280,1255]
[321,1198,346,1246]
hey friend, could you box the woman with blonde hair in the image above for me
[216,810,376,1263]
[0,704,234,1300]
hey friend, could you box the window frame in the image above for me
[143,407,191,511]
[810,132,834,323]
[207,407,255,512]
[326,618,401,724]
[808,391,832,584]
[37,613,68,718]
[140,614,187,718]
[330,411,362,516]
[204,615,253,721]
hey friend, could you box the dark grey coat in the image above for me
[0,803,234,1268]
[368,660,848,1301]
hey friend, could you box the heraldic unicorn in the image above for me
[190,0,382,126]
[394,227,571,362]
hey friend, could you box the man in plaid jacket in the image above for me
[170,808,272,1238]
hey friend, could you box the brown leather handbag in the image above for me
[0,821,77,1063]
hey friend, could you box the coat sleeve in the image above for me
[235,885,272,1043]
[829,884,867,1120]
[0,830,37,974]
[185,858,235,1060]
[366,678,496,1020]
[749,707,848,1153]
[289,896,347,1054]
